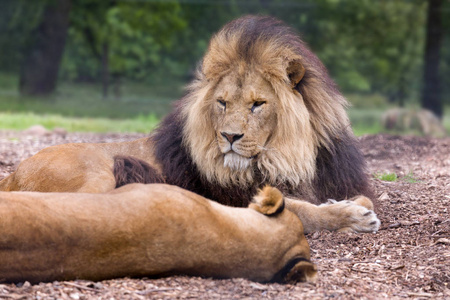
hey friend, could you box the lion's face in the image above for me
[183,60,316,187]
[211,71,278,170]
[182,16,351,188]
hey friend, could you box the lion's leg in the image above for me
[1,160,117,193]
[0,144,117,193]
[0,174,16,192]
[75,170,117,193]
[285,197,380,234]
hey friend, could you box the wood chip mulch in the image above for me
[0,131,448,299]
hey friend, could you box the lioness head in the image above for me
[249,186,317,283]
[182,16,350,189]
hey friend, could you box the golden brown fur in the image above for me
[0,138,158,193]
[183,21,349,189]
[0,184,316,284]
[0,16,380,233]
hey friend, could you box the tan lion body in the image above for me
[0,184,316,284]
[0,138,159,193]
[0,140,377,233]
[0,16,381,234]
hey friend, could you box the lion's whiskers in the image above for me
[257,145,274,152]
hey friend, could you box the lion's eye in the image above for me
[217,99,226,109]
[251,101,266,112]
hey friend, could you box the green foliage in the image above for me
[440,1,450,105]
[61,0,186,82]
[310,0,426,103]
[0,0,449,117]
[0,0,49,72]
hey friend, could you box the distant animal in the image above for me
[382,108,446,137]
[0,15,380,233]
[0,184,317,284]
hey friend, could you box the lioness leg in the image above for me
[285,196,380,234]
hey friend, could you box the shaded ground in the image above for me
[0,131,448,299]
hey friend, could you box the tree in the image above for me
[19,0,71,96]
[307,0,426,103]
[421,0,443,118]
[64,0,186,98]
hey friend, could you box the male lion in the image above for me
[0,16,380,233]
[0,184,316,284]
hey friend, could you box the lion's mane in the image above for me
[149,16,372,206]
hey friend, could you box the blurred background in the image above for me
[0,0,449,136]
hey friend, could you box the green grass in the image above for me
[443,111,450,132]
[402,172,420,183]
[0,112,159,133]
[0,72,449,135]
[374,171,420,183]
[374,172,398,182]
[0,72,185,132]
[346,94,390,109]
[0,72,183,119]
[348,94,450,136]
[348,108,385,136]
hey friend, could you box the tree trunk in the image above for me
[421,0,443,118]
[19,0,71,96]
[112,74,121,100]
[101,42,110,99]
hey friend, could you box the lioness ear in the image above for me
[249,186,284,216]
[286,59,306,89]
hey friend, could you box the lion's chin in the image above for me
[223,152,252,170]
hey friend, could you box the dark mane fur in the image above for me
[114,156,164,188]
[313,135,374,203]
[148,105,372,207]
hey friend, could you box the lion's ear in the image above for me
[286,59,306,88]
[249,186,285,216]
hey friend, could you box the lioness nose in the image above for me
[221,132,244,144]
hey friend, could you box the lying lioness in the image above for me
[0,184,317,284]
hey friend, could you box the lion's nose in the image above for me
[221,132,244,145]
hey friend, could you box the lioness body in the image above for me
[0,184,316,284]
[0,16,380,233]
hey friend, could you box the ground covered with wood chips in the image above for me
[0,130,448,299]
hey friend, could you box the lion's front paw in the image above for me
[321,199,381,233]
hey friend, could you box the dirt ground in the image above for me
[0,130,448,299]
